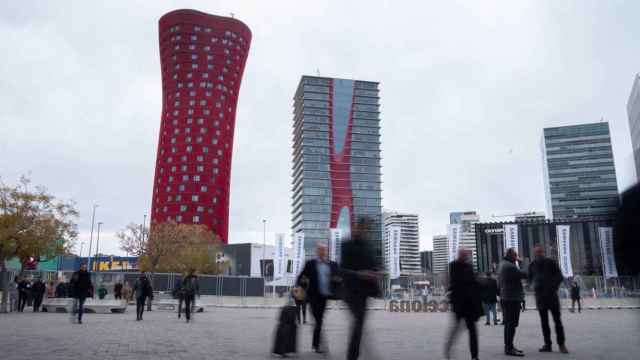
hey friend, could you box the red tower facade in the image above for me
[151,10,251,243]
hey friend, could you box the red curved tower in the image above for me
[151,10,251,243]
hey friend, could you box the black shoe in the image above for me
[513,348,524,354]
[539,345,552,352]
[494,321,500,325]
[505,349,525,357]
[485,322,491,326]
[312,347,325,354]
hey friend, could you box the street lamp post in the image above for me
[87,204,98,271]
[95,222,103,289]
[262,219,266,297]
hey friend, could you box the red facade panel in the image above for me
[151,10,251,243]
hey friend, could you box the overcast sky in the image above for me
[1,1,638,256]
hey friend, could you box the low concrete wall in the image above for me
[42,298,127,314]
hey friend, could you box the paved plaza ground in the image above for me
[1,307,639,360]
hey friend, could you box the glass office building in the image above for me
[541,122,619,220]
[292,76,382,262]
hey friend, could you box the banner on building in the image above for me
[274,233,286,280]
[503,224,519,253]
[329,228,342,263]
[447,224,462,263]
[556,225,573,278]
[388,225,401,279]
[292,232,305,276]
[598,227,618,279]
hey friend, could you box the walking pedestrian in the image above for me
[9,276,19,312]
[499,248,527,357]
[133,272,153,321]
[444,248,483,360]
[180,269,200,323]
[17,277,28,312]
[341,223,381,360]
[528,245,569,353]
[570,281,581,313]
[296,242,339,354]
[46,281,56,298]
[293,276,308,324]
[32,278,46,312]
[69,263,92,324]
[122,281,132,303]
[481,272,500,325]
[55,281,67,298]
[114,282,123,300]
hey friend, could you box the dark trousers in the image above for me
[537,295,565,346]
[18,292,27,312]
[445,314,478,359]
[571,298,581,312]
[295,300,307,324]
[309,297,327,349]
[33,296,43,312]
[73,297,86,322]
[184,295,195,321]
[178,297,184,317]
[114,293,122,300]
[136,296,146,320]
[345,294,368,360]
[502,300,522,351]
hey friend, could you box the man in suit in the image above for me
[296,242,339,354]
[445,248,483,360]
[499,248,528,357]
[528,245,568,353]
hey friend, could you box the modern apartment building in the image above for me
[383,212,421,275]
[150,10,252,243]
[541,123,619,220]
[450,211,480,268]
[292,76,383,261]
[432,235,449,274]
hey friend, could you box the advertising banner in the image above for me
[447,224,462,263]
[274,233,286,279]
[329,228,342,263]
[598,227,618,279]
[388,225,401,279]
[292,232,305,276]
[556,225,573,278]
[503,224,519,252]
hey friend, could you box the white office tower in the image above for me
[383,212,421,275]
[432,234,449,274]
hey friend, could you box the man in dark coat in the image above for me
[341,228,381,360]
[69,263,92,324]
[570,281,581,313]
[528,245,568,353]
[17,277,28,312]
[180,269,200,323]
[499,248,527,357]
[481,272,500,325]
[113,282,123,300]
[296,242,339,354]
[444,248,483,360]
[133,272,153,321]
[32,278,46,312]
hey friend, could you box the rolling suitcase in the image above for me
[272,305,297,356]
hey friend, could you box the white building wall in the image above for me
[383,212,421,275]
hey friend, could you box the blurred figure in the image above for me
[9,276,19,312]
[181,268,200,323]
[174,277,185,319]
[46,281,55,298]
[114,282,123,300]
[570,281,581,313]
[444,248,483,360]
[122,281,132,302]
[69,263,92,324]
[17,277,29,311]
[293,276,308,324]
[341,224,381,360]
[296,242,339,354]
[528,245,568,353]
[615,183,640,277]
[55,281,67,298]
[133,272,153,321]
[481,272,500,325]
[32,278,46,312]
[499,248,527,357]
[97,284,108,300]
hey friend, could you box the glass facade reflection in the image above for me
[292,76,382,262]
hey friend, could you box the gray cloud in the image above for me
[1,1,637,254]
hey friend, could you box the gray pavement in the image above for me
[1,307,639,360]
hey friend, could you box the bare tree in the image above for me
[116,222,148,257]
